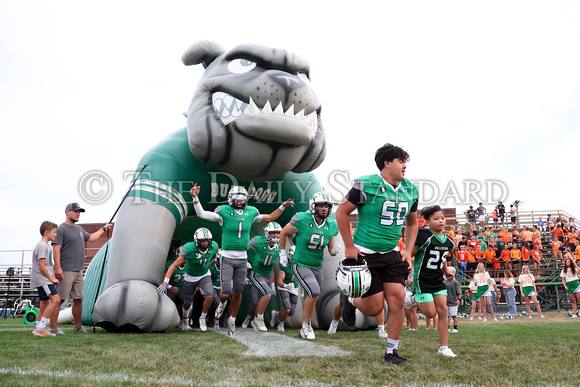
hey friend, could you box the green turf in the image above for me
[0,313,578,386]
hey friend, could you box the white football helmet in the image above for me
[309,191,333,219]
[264,222,282,243]
[228,186,249,209]
[194,227,212,252]
[335,258,372,298]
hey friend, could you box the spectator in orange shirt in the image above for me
[575,244,580,264]
[468,236,479,253]
[491,207,499,230]
[532,225,541,241]
[501,245,512,271]
[553,224,564,243]
[498,226,510,243]
[531,245,542,276]
[511,245,522,276]
[475,245,485,264]
[466,248,477,272]
[447,226,456,243]
[552,238,563,263]
[522,226,533,244]
[456,245,469,274]
[485,246,498,278]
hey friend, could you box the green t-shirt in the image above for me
[290,212,338,269]
[249,236,280,276]
[216,205,260,251]
[348,174,419,252]
[166,259,185,290]
[179,241,219,277]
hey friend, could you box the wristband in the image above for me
[102,226,106,231]
[163,277,169,283]
[167,284,173,290]
[278,204,285,211]
[193,198,200,204]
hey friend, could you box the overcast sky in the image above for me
[1,1,579,260]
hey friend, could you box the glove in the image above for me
[157,281,168,295]
[331,241,341,255]
[246,261,252,269]
[279,250,288,267]
[283,283,295,291]
[271,283,276,295]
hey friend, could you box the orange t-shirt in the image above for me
[554,229,564,238]
[467,252,476,263]
[457,251,469,264]
[567,232,577,245]
[575,245,580,260]
[511,249,521,259]
[475,251,485,262]
[522,231,533,242]
[498,231,510,243]
[531,250,542,262]
[484,250,496,264]
[501,249,511,262]
[447,230,455,241]
[521,246,530,261]
[552,240,562,252]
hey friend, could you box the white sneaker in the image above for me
[540,314,545,318]
[529,315,533,319]
[469,317,473,321]
[327,320,339,334]
[270,310,278,327]
[182,320,192,331]
[241,315,252,329]
[255,318,268,332]
[199,317,207,332]
[478,317,482,320]
[50,327,65,335]
[277,322,285,332]
[213,320,220,330]
[483,318,487,322]
[378,328,387,338]
[215,302,227,319]
[438,347,457,357]
[177,320,183,329]
[451,329,458,333]
[448,328,451,332]
[493,318,498,321]
[300,325,315,340]
[571,315,578,319]
[227,318,236,336]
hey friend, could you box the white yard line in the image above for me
[215,329,351,357]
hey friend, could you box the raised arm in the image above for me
[190,184,222,223]
[260,198,295,223]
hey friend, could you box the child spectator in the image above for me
[537,217,546,233]
[444,267,461,332]
[511,245,522,276]
[531,244,542,276]
[31,221,61,337]
[457,245,469,274]
[501,244,512,271]
[475,245,485,264]
[552,238,563,263]
[491,207,499,229]
[467,206,477,231]
[509,204,517,228]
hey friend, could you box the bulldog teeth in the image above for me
[212,92,318,137]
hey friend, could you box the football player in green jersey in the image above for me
[336,143,419,365]
[270,245,299,332]
[280,191,340,340]
[158,228,218,332]
[410,205,457,358]
[164,257,186,328]
[190,184,294,336]
[239,222,282,332]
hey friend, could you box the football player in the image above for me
[280,191,340,340]
[240,222,282,332]
[336,143,419,365]
[270,245,299,332]
[410,205,457,357]
[190,184,294,336]
[157,228,218,331]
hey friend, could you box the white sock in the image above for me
[229,316,236,323]
[439,346,448,351]
[257,313,264,320]
[39,317,49,330]
[378,325,385,332]
[386,338,399,354]
[200,312,207,319]
[302,321,310,329]
[332,319,339,325]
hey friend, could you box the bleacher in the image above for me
[445,209,577,313]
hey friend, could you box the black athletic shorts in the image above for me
[359,251,409,298]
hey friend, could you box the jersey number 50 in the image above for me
[380,201,409,226]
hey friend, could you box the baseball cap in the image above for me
[65,203,85,212]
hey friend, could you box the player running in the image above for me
[270,246,299,332]
[280,191,340,340]
[158,228,219,331]
[410,205,457,357]
[336,143,419,365]
[190,184,294,336]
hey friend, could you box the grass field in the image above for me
[1,312,579,386]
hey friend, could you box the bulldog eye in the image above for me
[227,59,257,74]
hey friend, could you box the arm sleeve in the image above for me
[410,199,418,213]
[345,180,365,206]
[193,202,223,224]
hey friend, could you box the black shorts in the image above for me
[360,251,409,298]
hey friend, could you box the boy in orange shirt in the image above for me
[484,246,497,278]
[475,245,485,264]
[531,245,542,276]
[510,245,522,276]
[551,239,563,263]
[456,244,469,274]
[501,245,512,271]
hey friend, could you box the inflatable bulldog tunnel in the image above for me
[87,41,376,333]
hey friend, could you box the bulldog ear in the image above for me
[181,40,226,68]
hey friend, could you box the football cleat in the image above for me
[270,310,279,327]
[277,322,285,332]
[384,349,411,365]
[252,318,267,332]
[327,320,339,335]
[227,319,236,336]
[199,317,207,332]
[242,315,252,329]
[215,301,227,319]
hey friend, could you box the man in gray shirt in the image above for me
[53,202,112,333]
